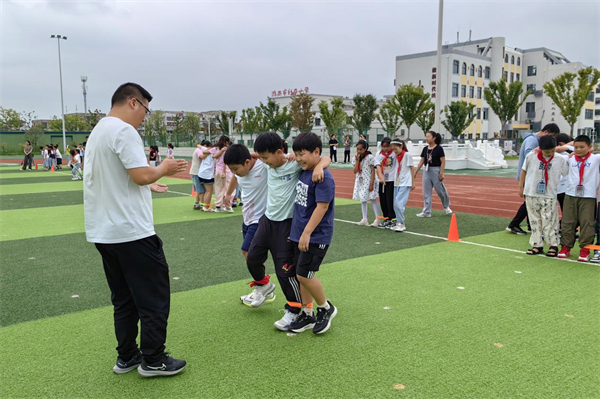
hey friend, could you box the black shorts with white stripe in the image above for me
[292,242,329,278]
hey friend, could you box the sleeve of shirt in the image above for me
[420,147,427,158]
[522,152,535,171]
[112,126,149,169]
[374,153,383,166]
[437,146,445,157]
[315,174,335,204]
[561,157,569,176]
[406,154,414,167]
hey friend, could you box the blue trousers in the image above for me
[393,186,411,225]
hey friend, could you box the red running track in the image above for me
[1,159,520,219]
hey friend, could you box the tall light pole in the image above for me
[434,0,444,135]
[51,34,67,151]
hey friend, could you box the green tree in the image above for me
[543,67,600,135]
[415,109,435,135]
[349,94,378,139]
[319,97,349,140]
[145,110,167,145]
[86,109,104,128]
[240,107,266,140]
[183,112,202,141]
[441,101,476,138]
[215,111,238,137]
[48,114,91,131]
[376,100,402,137]
[24,123,45,149]
[0,107,23,130]
[259,99,290,134]
[289,94,315,133]
[393,84,432,140]
[484,78,532,137]
[20,111,37,130]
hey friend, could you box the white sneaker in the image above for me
[357,219,369,226]
[591,251,600,263]
[391,224,406,232]
[214,207,225,213]
[250,282,276,308]
[71,177,78,180]
[371,218,382,227]
[202,207,214,212]
[274,310,299,331]
[240,290,275,307]
[416,212,431,218]
[445,208,453,215]
[225,207,234,213]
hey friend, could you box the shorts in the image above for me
[241,222,259,252]
[191,175,206,194]
[57,158,62,165]
[198,177,214,185]
[292,241,329,278]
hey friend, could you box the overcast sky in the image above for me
[1,0,598,119]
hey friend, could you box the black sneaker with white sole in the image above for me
[313,301,337,334]
[113,351,142,374]
[290,312,316,333]
[507,226,527,235]
[138,354,186,377]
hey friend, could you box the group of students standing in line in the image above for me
[24,141,85,180]
[508,123,600,262]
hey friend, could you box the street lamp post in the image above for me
[50,34,67,151]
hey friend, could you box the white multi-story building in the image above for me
[395,37,597,140]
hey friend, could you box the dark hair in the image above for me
[202,140,212,147]
[381,137,391,146]
[110,83,153,107]
[167,143,174,149]
[541,123,560,135]
[224,144,252,166]
[254,132,283,154]
[539,135,557,150]
[555,133,571,145]
[283,141,288,154]
[292,132,322,154]
[574,135,591,146]
[53,145,58,149]
[426,130,442,145]
[216,135,230,149]
[70,149,76,156]
[356,139,368,150]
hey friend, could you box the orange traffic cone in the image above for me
[447,213,460,242]
[191,186,197,197]
[35,162,38,170]
[51,164,55,173]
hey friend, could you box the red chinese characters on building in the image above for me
[431,67,437,98]
[270,87,310,97]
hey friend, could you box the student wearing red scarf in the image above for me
[558,135,600,261]
[375,137,397,228]
[389,138,415,232]
[518,135,568,257]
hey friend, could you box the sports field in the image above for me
[0,164,599,399]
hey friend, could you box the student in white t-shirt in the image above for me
[70,149,82,180]
[83,83,188,377]
[198,142,216,212]
[389,138,415,232]
[519,135,568,257]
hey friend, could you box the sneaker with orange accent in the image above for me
[578,248,591,262]
[557,246,570,259]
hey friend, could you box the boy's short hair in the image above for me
[381,137,391,146]
[539,135,557,150]
[574,135,591,146]
[254,132,283,154]
[542,123,560,135]
[111,82,153,107]
[292,132,322,153]
[555,133,571,145]
[224,144,251,165]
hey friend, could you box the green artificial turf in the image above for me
[1,240,599,399]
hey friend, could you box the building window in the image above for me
[476,108,482,120]
[527,84,536,92]
[485,66,490,79]
[527,65,537,76]
[526,102,535,113]
[452,83,459,97]
[504,54,508,63]
[587,91,594,101]
[516,73,520,82]
[462,62,467,75]
[478,66,482,78]
[315,117,321,126]
[503,71,508,81]
[469,86,474,98]
[510,72,514,83]
[483,108,489,120]
[477,87,482,99]
[461,85,467,98]
[470,64,475,76]
[585,109,593,119]
[517,57,521,66]
[511,55,515,65]
[453,60,459,74]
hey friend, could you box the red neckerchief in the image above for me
[574,152,592,186]
[396,150,406,174]
[381,149,393,169]
[536,151,554,184]
[357,151,371,174]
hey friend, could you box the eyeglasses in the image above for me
[135,98,151,115]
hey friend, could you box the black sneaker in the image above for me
[138,353,187,377]
[113,351,142,374]
[508,226,527,235]
[290,312,316,333]
[313,301,338,334]
[377,220,390,229]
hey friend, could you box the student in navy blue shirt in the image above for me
[288,132,337,335]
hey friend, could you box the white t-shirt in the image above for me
[55,149,62,159]
[266,159,302,221]
[236,159,268,226]
[72,154,81,165]
[198,148,216,180]
[375,151,396,182]
[83,117,155,244]
[394,152,414,187]
[556,148,573,195]
[521,151,568,198]
[565,153,600,198]
[189,148,202,176]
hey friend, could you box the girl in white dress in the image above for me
[352,140,381,226]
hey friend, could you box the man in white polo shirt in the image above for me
[84,83,188,377]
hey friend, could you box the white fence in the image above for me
[405,140,508,170]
